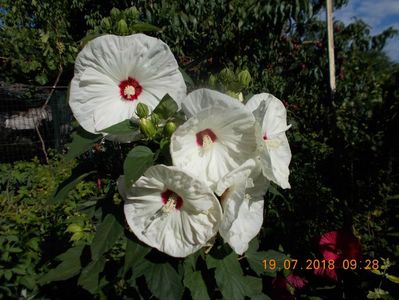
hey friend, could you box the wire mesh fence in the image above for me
[0,82,73,163]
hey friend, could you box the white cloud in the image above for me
[385,38,399,61]
[334,0,399,61]
[335,0,399,31]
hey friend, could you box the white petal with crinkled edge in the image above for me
[171,106,257,190]
[182,88,244,118]
[245,93,292,189]
[245,93,290,136]
[216,159,269,255]
[119,165,222,258]
[258,132,291,189]
[69,34,186,134]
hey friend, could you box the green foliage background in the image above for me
[0,0,398,299]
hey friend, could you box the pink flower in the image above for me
[287,274,308,289]
[315,229,362,281]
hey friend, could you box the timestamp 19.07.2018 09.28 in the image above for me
[262,258,380,271]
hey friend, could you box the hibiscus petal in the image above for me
[182,88,243,118]
[217,161,269,254]
[69,67,121,133]
[246,93,290,137]
[260,133,292,189]
[93,98,134,132]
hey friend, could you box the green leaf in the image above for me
[246,239,287,277]
[35,73,48,85]
[65,127,102,160]
[207,252,262,300]
[386,195,399,201]
[179,67,195,87]
[386,274,399,284]
[101,119,138,135]
[91,213,124,261]
[78,257,106,294]
[145,262,184,300]
[20,275,37,290]
[184,271,210,300]
[183,253,210,300]
[153,94,178,120]
[39,245,84,284]
[131,22,161,32]
[124,238,151,275]
[51,170,95,203]
[123,146,154,187]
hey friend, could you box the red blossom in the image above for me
[315,229,362,281]
[287,274,308,289]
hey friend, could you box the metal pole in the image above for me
[326,0,336,93]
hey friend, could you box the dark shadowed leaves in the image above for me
[91,213,124,261]
[206,252,262,300]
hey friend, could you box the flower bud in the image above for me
[101,18,111,30]
[208,74,218,88]
[164,121,177,136]
[66,224,83,233]
[220,68,235,83]
[136,103,149,118]
[140,118,157,139]
[237,69,251,87]
[117,19,128,35]
[151,113,160,126]
[226,90,243,101]
[110,8,121,18]
[126,6,139,19]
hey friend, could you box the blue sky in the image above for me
[334,0,399,61]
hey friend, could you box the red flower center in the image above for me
[119,77,143,101]
[196,128,217,147]
[161,189,183,210]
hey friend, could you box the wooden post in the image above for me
[326,0,336,93]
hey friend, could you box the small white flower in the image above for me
[246,93,292,189]
[215,159,269,255]
[171,104,257,190]
[69,34,186,134]
[119,165,222,257]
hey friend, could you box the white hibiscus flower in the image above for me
[119,165,222,257]
[69,34,186,134]
[215,159,269,255]
[245,93,292,189]
[170,103,257,190]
